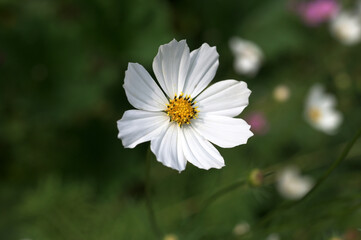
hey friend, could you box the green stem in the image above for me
[257,126,361,228]
[184,178,247,222]
[202,179,246,211]
[200,171,274,212]
[299,126,361,203]
[145,147,162,238]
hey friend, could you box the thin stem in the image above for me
[202,179,246,211]
[200,172,273,213]
[145,147,162,238]
[256,126,361,228]
[299,126,361,202]
[184,178,247,222]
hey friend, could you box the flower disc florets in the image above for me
[166,93,199,126]
[308,107,321,122]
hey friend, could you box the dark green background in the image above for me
[1,0,361,239]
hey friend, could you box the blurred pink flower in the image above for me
[296,0,340,26]
[245,112,269,135]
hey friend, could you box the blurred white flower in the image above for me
[273,84,290,102]
[229,37,263,76]
[117,39,253,172]
[277,166,314,200]
[304,84,342,134]
[330,12,361,45]
[266,233,280,240]
[233,221,250,236]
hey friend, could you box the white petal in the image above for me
[277,167,314,200]
[150,123,187,172]
[318,110,343,134]
[229,37,263,76]
[319,94,336,109]
[306,84,336,109]
[196,80,251,117]
[181,126,225,170]
[117,110,169,148]
[305,84,343,134]
[229,37,263,58]
[330,12,361,45]
[123,63,169,111]
[193,114,253,148]
[306,84,323,106]
[152,39,190,98]
[234,56,261,76]
[183,43,219,97]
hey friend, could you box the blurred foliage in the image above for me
[1,0,361,239]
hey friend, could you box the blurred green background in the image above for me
[1,0,361,239]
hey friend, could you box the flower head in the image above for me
[304,84,342,134]
[296,0,340,26]
[273,84,291,102]
[229,37,263,76]
[330,11,361,45]
[245,112,269,135]
[249,169,264,187]
[117,39,253,172]
[277,166,314,200]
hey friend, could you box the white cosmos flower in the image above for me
[304,84,342,134]
[277,166,314,200]
[117,39,253,172]
[229,37,263,76]
[330,11,361,45]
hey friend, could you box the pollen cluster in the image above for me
[309,107,322,122]
[166,93,199,126]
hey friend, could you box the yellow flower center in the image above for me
[309,107,322,122]
[165,93,199,126]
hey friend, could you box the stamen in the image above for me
[309,108,322,122]
[165,93,199,126]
